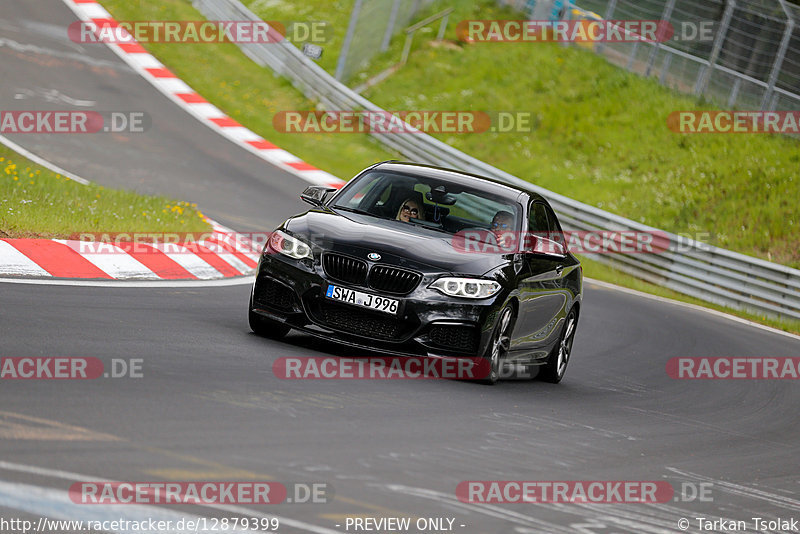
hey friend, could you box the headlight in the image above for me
[268,230,313,260]
[430,277,501,299]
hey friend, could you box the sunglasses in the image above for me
[402,205,419,216]
[491,222,511,229]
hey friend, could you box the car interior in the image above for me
[342,172,517,236]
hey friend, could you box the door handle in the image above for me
[555,265,564,276]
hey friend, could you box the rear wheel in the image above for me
[480,304,515,385]
[539,308,577,383]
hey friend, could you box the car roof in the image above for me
[370,161,547,204]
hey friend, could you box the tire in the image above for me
[539,307,578,383]
[249,308,291,339]
[480,304,515,385]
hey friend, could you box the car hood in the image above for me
[283,208,509,276]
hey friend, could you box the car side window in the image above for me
[528,202,549,234]
[543,204,566,247]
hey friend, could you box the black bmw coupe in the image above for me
[249,161,582,384]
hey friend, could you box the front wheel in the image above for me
[539,308,577,383]
[480,304,515,385]
[249,308,291,339]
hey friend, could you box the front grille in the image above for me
[315,301,406,341]
[323,253,367,285]
[254,278,297,312]
[429,324,479,353]
[368,265,421,294]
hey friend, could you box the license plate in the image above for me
[325,285,399,315]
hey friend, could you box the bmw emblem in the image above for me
[367,252,381,261]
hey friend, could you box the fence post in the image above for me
[760,14,795,110]
[595,0,618,55]
[727,76,741,107]
[334,0,364,81]
[659,52,673,84]
[645,0,676,77]
[436,11,450,41]
[626,41,639,70]
[694,0,735,96]
[381,0,402,52]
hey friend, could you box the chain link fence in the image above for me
[335,0,436,82]
[535,0,800,112]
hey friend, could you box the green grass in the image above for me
[98,0,800,333]
[0,144,209,238]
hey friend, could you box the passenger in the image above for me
[396,198,422,222]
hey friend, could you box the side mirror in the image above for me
[300,186,337,207]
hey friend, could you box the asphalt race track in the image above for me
[2,2,800,533]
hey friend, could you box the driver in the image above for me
[491,210,516,250]
[396,198,422,223]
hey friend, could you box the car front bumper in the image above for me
[250,253,507,358]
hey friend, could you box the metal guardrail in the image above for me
[193,0,800,321]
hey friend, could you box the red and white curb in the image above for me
[0,220,260,280]
[61,0,344,190]
[0,1,351,281]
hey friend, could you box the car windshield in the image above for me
[330,170,521,237]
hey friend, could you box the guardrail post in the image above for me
[334,0,364,81]
[760,14,794,110]
[695,0,735,96]
[645,0,676,77]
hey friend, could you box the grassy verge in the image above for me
[0,143,209,238]
[99,0,800,333]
